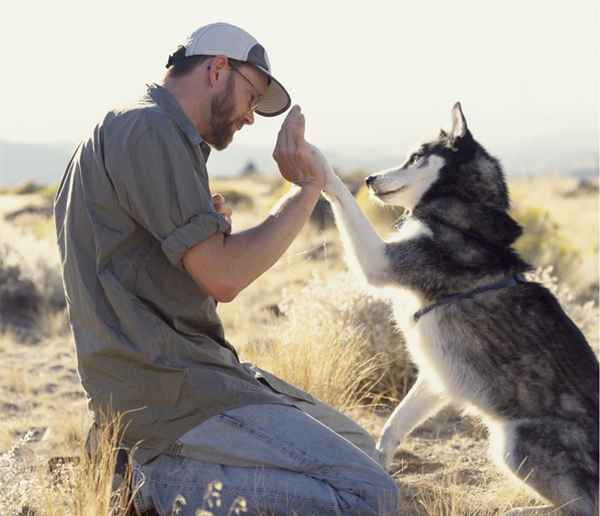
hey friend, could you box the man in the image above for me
[54,22,400,515]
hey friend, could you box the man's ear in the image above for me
[208,55,229,85]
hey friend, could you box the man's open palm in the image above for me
[273,105,327,190]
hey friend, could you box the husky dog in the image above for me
[318,103,599,515]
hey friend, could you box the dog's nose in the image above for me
[365,175,376,187]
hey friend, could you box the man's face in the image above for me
[207,63,269,150]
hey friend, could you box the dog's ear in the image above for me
[450,102,468,140]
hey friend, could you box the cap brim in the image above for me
[252,65,291,117]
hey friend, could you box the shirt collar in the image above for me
[145,83,211,161]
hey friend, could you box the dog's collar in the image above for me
[413,273,527,323]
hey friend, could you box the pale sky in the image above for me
[1,1,597,159]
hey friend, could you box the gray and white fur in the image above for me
[318,103,599,516]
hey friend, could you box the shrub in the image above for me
[0,222,65,333]
[511,204,581,283]
[12,180,46,195]
[0,243,41,329]
[248,272,416,405]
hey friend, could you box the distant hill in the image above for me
[0,140,75,187]
[0,138,597,188]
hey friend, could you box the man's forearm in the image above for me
[183,105,328,302]
[221,184,321,296]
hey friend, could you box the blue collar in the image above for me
[413,273,527,323]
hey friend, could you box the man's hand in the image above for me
[212,193,232,226]
[273,105,327,191]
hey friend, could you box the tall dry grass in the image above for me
[241,272,415,405]
[0,411,129,515]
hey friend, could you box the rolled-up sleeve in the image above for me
[109,124,231,271]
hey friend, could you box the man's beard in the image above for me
[208,76,238,150]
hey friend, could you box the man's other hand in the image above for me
[272,105,327,191]
[212,193,232,226]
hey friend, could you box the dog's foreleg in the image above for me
[307,145,390,285]
[376,377,447,470]
[322,175,391,286]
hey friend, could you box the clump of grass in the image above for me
[0,242,40,329]
[0,431,39,514]
[0,221,64,334]
[0,410,135,516]
[242,271,415,407]
[11,180,47,196]
[411,472,544,516]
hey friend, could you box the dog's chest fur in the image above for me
[384,219,452,394]
[383,217,495,414]
[389,293,495,416]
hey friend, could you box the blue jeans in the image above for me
[132,373,400,515]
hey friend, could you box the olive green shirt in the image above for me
[54,84,310,465]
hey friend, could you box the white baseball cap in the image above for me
[166,22,291,117]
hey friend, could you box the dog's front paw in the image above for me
[306,143,346,199]
[376,439,399,471]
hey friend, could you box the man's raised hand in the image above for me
[272,105,326,191]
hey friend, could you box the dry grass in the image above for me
[0,174,597,515]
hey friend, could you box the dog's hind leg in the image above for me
[496,420,599,516]
[376,377,447,470]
